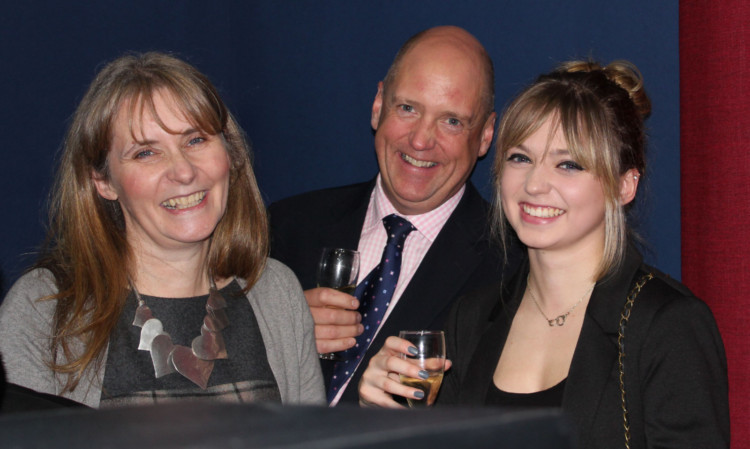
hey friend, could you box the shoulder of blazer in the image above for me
[268,179,376,289]
[450,182,492,228]
[268,179,376,222]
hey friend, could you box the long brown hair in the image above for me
[37,52,269,391]
[493,60,650,280]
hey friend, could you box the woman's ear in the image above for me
[92,170,118,201]
[619,168,640,206]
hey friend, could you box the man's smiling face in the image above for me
[370,32,495,215]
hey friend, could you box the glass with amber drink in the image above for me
[398,330,446,407]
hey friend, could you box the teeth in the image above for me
[401,153,437,168]
[162,191,206,210]
[523,204,564,218]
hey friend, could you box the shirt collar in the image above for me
[365,174,466,242]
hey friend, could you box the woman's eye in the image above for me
[506,153,530,163]
[134,149,155,159]
[558,160,584,171]
[188,136,206,146]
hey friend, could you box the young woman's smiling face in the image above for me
[501,118,607,256]
[93,90,231,254]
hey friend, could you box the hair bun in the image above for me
[604,60,651,119]
[559,60,651,119]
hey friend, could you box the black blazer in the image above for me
[441,246,730,448]
[269,180,517,403]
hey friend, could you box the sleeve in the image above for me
[252,259,325,406]
[639,295,730,448]
[286,268,326,405]
[0,270,60,396]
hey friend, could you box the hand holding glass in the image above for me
[398,330,446,407]
[316,248,360,360]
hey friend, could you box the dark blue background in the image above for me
[0,1,679,296]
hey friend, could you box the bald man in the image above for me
[269,26,518,405]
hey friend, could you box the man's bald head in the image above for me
[382,26,495,118]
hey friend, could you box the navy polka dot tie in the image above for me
[327,214,415,403]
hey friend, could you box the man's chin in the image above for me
[389,191,445,216]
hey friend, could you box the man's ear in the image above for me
[477,112,497,158]
[619,168,640,206]
[92,170,118,201]
[370,81,384,131]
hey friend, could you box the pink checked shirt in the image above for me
[330,175,464,405]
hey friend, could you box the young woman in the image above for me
[0,52,324,408]
[359,60,729,448]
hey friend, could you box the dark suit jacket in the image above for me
[269,180,517,403]
[440,245,730,448]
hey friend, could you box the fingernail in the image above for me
[413,390,425,399]
[351,299,359,309]
[358,324,364,334]
[407,346,419,356]
[356,313,362,323]
[418,370,429,380]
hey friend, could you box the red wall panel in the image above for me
[680,1,750,446]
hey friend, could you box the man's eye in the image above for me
[398,104,414,113]
[446,118,462,127]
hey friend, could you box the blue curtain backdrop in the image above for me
[0,1,679,296]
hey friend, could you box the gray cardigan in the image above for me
[0,258,325,407]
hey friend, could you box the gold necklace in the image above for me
[526,275,595,327]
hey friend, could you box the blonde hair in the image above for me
[493,60,650,280]
[37,52,268,391]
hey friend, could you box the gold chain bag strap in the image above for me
[617,272,653,449]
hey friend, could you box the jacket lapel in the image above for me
[338,184,495,402]
[563,248,643,448]
[374,184,491,341]
[318,181,373,251]
[458,271,524,404]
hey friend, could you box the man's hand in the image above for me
[304,287,363,354]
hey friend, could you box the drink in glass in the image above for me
[398,330,446,407]
[316,248,360,360]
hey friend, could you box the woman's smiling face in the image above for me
[501,117,607,256]
[93,90,231,253]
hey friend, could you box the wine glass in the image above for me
[398,330,446,407]
[316,247,360,360]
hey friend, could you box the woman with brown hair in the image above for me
[359,60,729,447]
[0,52,324,407]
